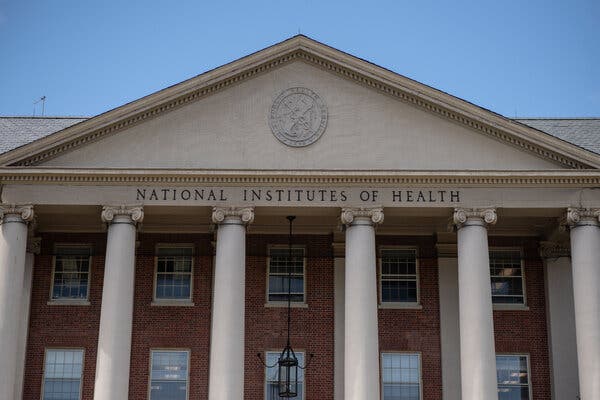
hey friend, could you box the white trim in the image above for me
[41,348,85,400]
[378,246,421,308]
[153,243,195,304]
[265,245,307,306]
[49,243,92,303]
[148,348,191,400]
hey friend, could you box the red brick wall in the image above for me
[244,234,335,400]
[490,237,551,400]
[377,235,443,400]
[24,233,105,400]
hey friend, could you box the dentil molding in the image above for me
[211,206,255,224]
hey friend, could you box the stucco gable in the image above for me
[1,36,598,169]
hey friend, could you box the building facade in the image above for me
[1,36,599,400]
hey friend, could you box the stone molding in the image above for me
[101,205,144,224]
[453,207,497,228]
[211,206,255,225]
[0,37,596,169]
[340,207,384,226]
[539,241,570,259]
[565,207,600,227]
[26,237,42,254]
[3,169,600,187]
[0,204,34,223]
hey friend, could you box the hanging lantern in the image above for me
[277,344,299,397]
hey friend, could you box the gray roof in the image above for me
[0,116,599,158]
[516,118,600,155]
[0,116,88,155]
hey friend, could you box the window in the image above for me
[496,355,531,400]
[381,353,421,400]
[265,351,304,400]
[489,249,525,304]
[155,246,193,301]
[51,245,92,301]
[380,248,418,304]
[267,247,305,302]
[149,350,189,400]
[42,349,84,400]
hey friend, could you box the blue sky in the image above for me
[0,0,598,118]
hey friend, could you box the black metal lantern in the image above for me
[258,216,312,398]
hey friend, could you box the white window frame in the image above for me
[49,244,92,305]
[378,247,421,309]
[489,247,527,308]
[148,348,191,400]
[265,245,307,307]
[496,353,532,400]
[41,347,85,400]
[380,351,423,400]
[264,350,306,400]
[152,244,195,306]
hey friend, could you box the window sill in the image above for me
[47,300,90,306]
[151,300,195,307]
[493,304,529,311]
[378,303,422,310]
[265,302,308,308]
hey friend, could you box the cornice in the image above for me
[0,37,598,169]
[2,169,600,187]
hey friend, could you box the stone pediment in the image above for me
[1,36,599,170]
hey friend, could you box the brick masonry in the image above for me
[23,233,550,399]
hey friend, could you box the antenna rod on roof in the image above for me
[33,96,46,116]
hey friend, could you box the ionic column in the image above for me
[15,236,40,399]
[566,208,600,399]
[453,208,498,400]
[0,204,34,400]
[94,205,143,400]
[208,207,254,400]
[341,207,383,400]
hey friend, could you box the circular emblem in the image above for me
[269,87,328,147]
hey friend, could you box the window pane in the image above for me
[382,353,421,400]
[265,351,304,400]
[43,349,84,400]
[496,355,530,400]
[52,248,91,300]
[268,248,305,302]
[490,250,524,304]
[156,247,193,300]
[381,249,418,303]
[150,351,189,400]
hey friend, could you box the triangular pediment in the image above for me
[1,36,598,170]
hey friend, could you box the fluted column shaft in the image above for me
[567,208,600,399]
[454,208,498,400]
[208,207,254,400]
[341,207,383,400]
[0,204,34,400]
[94,206,143,400]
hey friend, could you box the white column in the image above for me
[566,208,600,399]
[94,205,143,400]
[341,207,383,400]
[453,208,498,400]
[15,236,40,399]
[208,207,254,400]
[0,204,34,400]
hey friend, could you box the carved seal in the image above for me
[269,87,328,147]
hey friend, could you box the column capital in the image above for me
[453,207,497,229]
[565,207,600,227]
[539,241,570,259]
[340,207,384,226]
[101,205,144,225]
[212,206,254,225]
[0,204,34,224]
[26,237,42,255]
